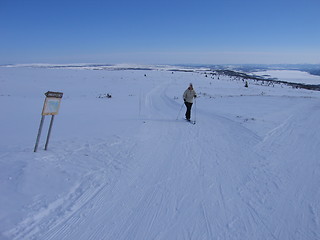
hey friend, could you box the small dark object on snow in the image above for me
[98,93,112,99]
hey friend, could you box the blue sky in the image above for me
[1,0,320,64]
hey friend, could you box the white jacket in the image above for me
[183,88,197,103]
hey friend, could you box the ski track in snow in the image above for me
[4,136,137,240]
[1,68,320,240]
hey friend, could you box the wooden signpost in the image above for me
[34,91,63,152]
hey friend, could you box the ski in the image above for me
[185,119,196,125]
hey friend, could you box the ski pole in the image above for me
[194,97,197,123]
[176,102,184,120]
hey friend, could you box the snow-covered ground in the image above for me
[252,69,320,85]
[1,65,320,240]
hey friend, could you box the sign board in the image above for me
[34,91,63,152]
[42,97,62,115]
[41,91,63,115]
[45,91,63,98]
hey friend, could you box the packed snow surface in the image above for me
[1,65,320,240]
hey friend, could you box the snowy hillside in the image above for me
[1,65,320,240]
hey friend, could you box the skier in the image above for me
[183,83,197,121]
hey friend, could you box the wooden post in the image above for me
[44,115,55,151]
[34,115,45,152]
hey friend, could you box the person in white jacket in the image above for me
[183,83,197,121]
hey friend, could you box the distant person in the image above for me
[183,83,197,121]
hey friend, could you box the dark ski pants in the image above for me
[185,102,193,120]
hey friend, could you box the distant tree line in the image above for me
[212,69,320,91]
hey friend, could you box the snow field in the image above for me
[252,70,320,85]
[1,66,320,239]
